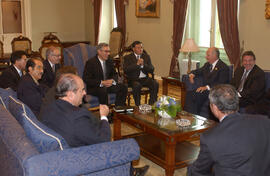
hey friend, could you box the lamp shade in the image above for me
[180,38,199,52]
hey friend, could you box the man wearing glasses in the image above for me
[83,43,127,107]
[40,46,61,88]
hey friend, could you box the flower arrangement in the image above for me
[153,96,181,118]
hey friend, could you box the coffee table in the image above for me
[113,109,216,176]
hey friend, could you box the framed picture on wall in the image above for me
[136,0,160,18]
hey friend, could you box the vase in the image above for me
[157,110,171,118]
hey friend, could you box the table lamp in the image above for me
[180,38,199,73]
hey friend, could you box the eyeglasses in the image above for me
[101,50,111,53]
[52,54,61,57]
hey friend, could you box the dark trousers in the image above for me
[129,77,159,106]
[184,90,209,115]
[88,83,128,106]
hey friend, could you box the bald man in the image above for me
[184,47,229,118]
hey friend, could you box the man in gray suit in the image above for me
[187,84,270,176]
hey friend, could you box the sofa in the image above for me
[0,88,139,176]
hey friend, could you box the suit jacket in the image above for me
[188,113,270,176]
[231,65,265,107]
[83,56,118,93]
[39,59,60,88]
[0,65,21,91]
[17,73,46,116]
[191,59,229,88]
[40,99,111,147]
[123,52,154,81]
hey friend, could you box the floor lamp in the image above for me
[180,39,199,73]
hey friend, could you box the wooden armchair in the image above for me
[41,32,61,44]
[109,27,123,58]
[39,33,63,64]
[11,35,32,56]
[119,47,153,106]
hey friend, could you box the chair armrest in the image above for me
[24,138,140,176]
[182,74,204,91]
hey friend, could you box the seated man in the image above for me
[83,43,127,106]
[39,46,61,88]
[123,41,159,106]
[40,73,149,176]
[231,51,265,108]
[38,66,78,120]
[187,84,270,175]
[17,58,46,116]
[184,47,229,117]
[0,50,27,91]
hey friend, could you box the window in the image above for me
[98,0,117,43]
[180,0,229,66]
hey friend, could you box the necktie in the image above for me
[238,70,248,92]
[52,64,55,73]
[209,64,213,72]
[102,61,107,80]
[19,71,22,77]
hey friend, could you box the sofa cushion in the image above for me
[0,105,39,176]
[8,96,70,153]
[0,88,17,109]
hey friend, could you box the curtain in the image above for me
[93,0,102,45]
[217,0,241,69]
[169,0,189,78]
[115,0,126,50]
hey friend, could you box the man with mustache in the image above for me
[17,58,47,116]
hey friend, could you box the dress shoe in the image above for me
[107,112,113,124]
[133,165,149,176]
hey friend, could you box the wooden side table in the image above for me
[161,76,186,107]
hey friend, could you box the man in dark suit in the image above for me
[40,73,149,176]
[83,43,127,106]
[39,46,61,88]
[184,47,229,117]
[123,41,159,106]
[0,50,27,91]
[17,58,46,117]
[187,84,270,176]
[231,51,265,108]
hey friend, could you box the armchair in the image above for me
[120,47,153,106]
[39,33,63,64]
[11,35,32,56]
[63,43,116,108]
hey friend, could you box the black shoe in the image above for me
[133,165,149,176]
[107,112,113,124]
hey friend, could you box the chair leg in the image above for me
[128,94,131,106]
[144,93,148,104]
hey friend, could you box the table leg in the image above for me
[113,115,121,140]
[165,140,176,176]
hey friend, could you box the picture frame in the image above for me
[136,0,160,18]
[266,0,270,19]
